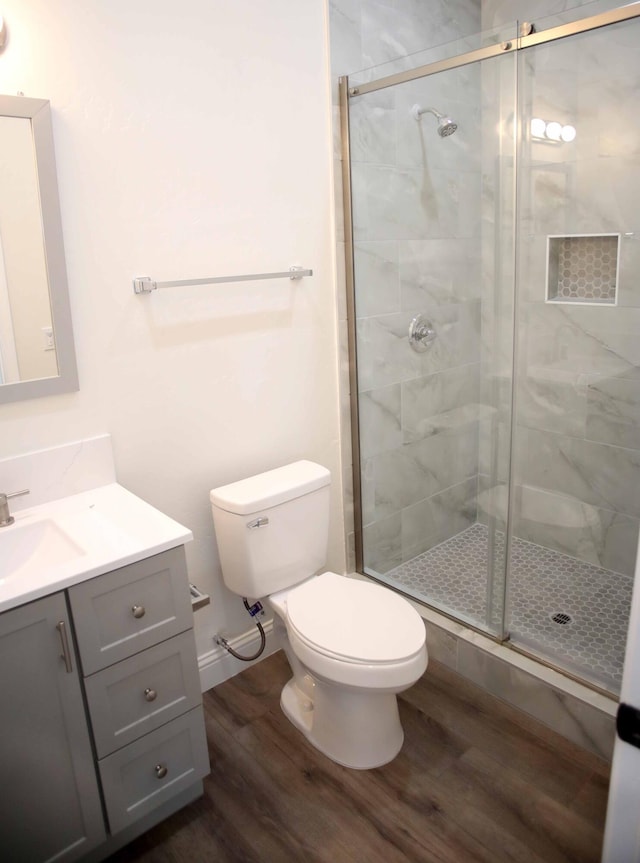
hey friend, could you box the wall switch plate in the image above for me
[41,326,55,351]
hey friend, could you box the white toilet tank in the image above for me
[210,460,331,597]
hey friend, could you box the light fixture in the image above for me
[530,116,577,144]
[530,117,546,138]
[545,121,562,141]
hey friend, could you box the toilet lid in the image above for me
[286,572,425,663]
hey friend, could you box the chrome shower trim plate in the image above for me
[408,315,437,352]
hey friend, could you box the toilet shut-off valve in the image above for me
[215,597,266,662]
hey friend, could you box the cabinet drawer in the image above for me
[85,631,202,758]
[98,706,209,835]
[69,547,193,674]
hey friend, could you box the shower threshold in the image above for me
[379,523,632,695]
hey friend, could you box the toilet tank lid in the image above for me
[210,460,330,515]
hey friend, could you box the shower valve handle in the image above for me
[408,315,437,353]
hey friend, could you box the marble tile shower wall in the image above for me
[482,0,618,32]
[512,19,640,579]
[329,0,484,574]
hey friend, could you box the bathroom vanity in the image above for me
[0,483,210,862]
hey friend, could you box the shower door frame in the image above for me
[340,2,640,651]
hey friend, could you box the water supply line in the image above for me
[216,597,267,662]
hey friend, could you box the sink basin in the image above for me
[0,483,193,613]
[0,519,85,583]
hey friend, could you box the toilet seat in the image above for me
[281,573,427,688]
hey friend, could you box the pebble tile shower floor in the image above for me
[384,523,633,693]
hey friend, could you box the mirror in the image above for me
[0,95,78,404]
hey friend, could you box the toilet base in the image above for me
[280,676,405,770]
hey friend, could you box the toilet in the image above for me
[210,460,428,770]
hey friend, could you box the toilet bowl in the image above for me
[269,572,427,769]
[210,460,428,769]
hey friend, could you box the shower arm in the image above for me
[411,105,443,122]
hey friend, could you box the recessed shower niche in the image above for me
[546,234,620,305]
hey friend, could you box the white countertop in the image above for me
[0,483,192,614]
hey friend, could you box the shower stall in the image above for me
[340,4,640,697]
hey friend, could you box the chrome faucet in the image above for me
[0,489,30,527]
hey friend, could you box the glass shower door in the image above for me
[346,36,518,637]
[507,14,640,693]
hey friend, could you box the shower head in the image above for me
[411,104,458,137]
[436,115,458,137]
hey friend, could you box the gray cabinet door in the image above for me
[0,593,106,862]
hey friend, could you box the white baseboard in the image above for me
[198,618,279,692]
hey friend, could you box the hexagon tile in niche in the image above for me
[547,234,620,304]
[384,523,632,693]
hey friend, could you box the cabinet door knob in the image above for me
[155,763,168,779]
[131,605,146,619]
[144,687,157,702]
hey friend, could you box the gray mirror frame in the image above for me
[0,95,78,404]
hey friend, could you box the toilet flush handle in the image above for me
[247,517,269,529]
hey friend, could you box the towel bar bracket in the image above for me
[133,277,157,294]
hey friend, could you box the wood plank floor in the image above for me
[108,651,611,863]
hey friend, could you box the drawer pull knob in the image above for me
[144,688,157,702]
[131,605,146,619]
[155,763,168,779]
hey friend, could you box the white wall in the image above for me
[0,0,345,664]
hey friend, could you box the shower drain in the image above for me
[550,612,573,626]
